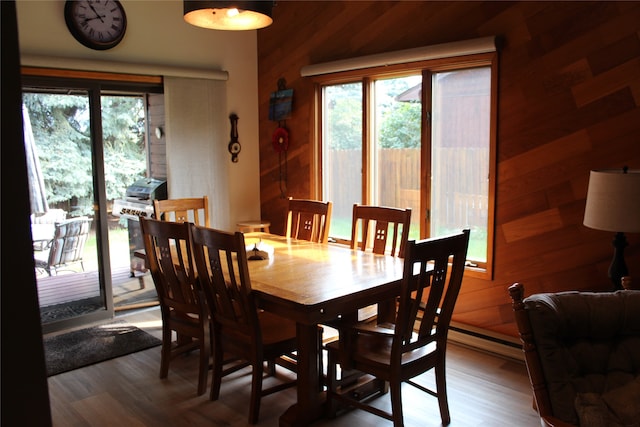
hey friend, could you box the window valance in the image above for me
[300,36,496,77]
[21,55,228,81]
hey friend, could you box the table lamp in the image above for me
[583,167,640,289]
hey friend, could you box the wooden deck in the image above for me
[36,265,150,308]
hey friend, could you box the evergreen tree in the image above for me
[23,93,146,216]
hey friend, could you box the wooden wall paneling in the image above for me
[573,59,640,107]
[586,34,640,75]
[498,130,592,184]
[258,1,640,339]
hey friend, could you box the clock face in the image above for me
[64,0,127,50]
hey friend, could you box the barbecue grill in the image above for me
[112,178,167,274]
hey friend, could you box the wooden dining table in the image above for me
[243,233,405,427]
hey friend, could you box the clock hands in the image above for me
[83,15,106,23]
[87,2,105,23]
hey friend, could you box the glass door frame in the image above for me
[23,71,163,333]
[23,76,114,333]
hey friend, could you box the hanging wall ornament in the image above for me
[272,126,289,153]
[269,78,293,122]
[228,113,241,162]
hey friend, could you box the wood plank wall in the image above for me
[257,1,640,338]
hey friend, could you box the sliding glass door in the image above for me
[23,76,161,333]
[24,85,111,332]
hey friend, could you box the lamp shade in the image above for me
[184,1,273,31]
[583,168,640,233]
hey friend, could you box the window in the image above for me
[314,46,496,277]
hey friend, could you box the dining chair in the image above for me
[286,197,332,243]
[350,204,412,257]
[139,217,211,396]
[326,229,470,427]
[349,204,412,322]
[153,196,210,227]
[329,204,410,388]
[190,224,298,424]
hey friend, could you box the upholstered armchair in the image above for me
[509,283,640,427]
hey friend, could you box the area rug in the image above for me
[44,321,161,376]
[40,297,104,323]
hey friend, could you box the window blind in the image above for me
[22,55,229,81]
[300,36,496,77]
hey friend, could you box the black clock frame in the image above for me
[64,0,127,51]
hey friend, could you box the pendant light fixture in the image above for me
[184,1,274,31]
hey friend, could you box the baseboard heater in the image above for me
[447,322,524,362]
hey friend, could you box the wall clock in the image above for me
[64,0,127,51]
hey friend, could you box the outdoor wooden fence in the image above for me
[327,147,488,231]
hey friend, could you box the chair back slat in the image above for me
[350,205,411,257]
[191,226,259,342]
[154,196,210,227]
[140,218,201,314]
[286,197,332,243]
[395,230,470,356]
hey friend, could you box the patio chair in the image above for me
[34,216,91,276]
[31,209,67,251]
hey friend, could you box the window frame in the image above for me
[311,52,497,279]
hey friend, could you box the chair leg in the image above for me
[249,362,263,424]
[266,360,276,376]
[390,381,404,427]
[196,337,210,396]
[159,325,172,379]
[318,327,325,391]
[435,358,451,425]
[326,348,338,418]
[210,338,224,401]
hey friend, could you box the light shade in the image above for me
[184,1,273,31]
[583,168,640,233]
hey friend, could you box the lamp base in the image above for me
[608,232,629,290]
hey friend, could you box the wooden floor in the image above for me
[47,307,541,427]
